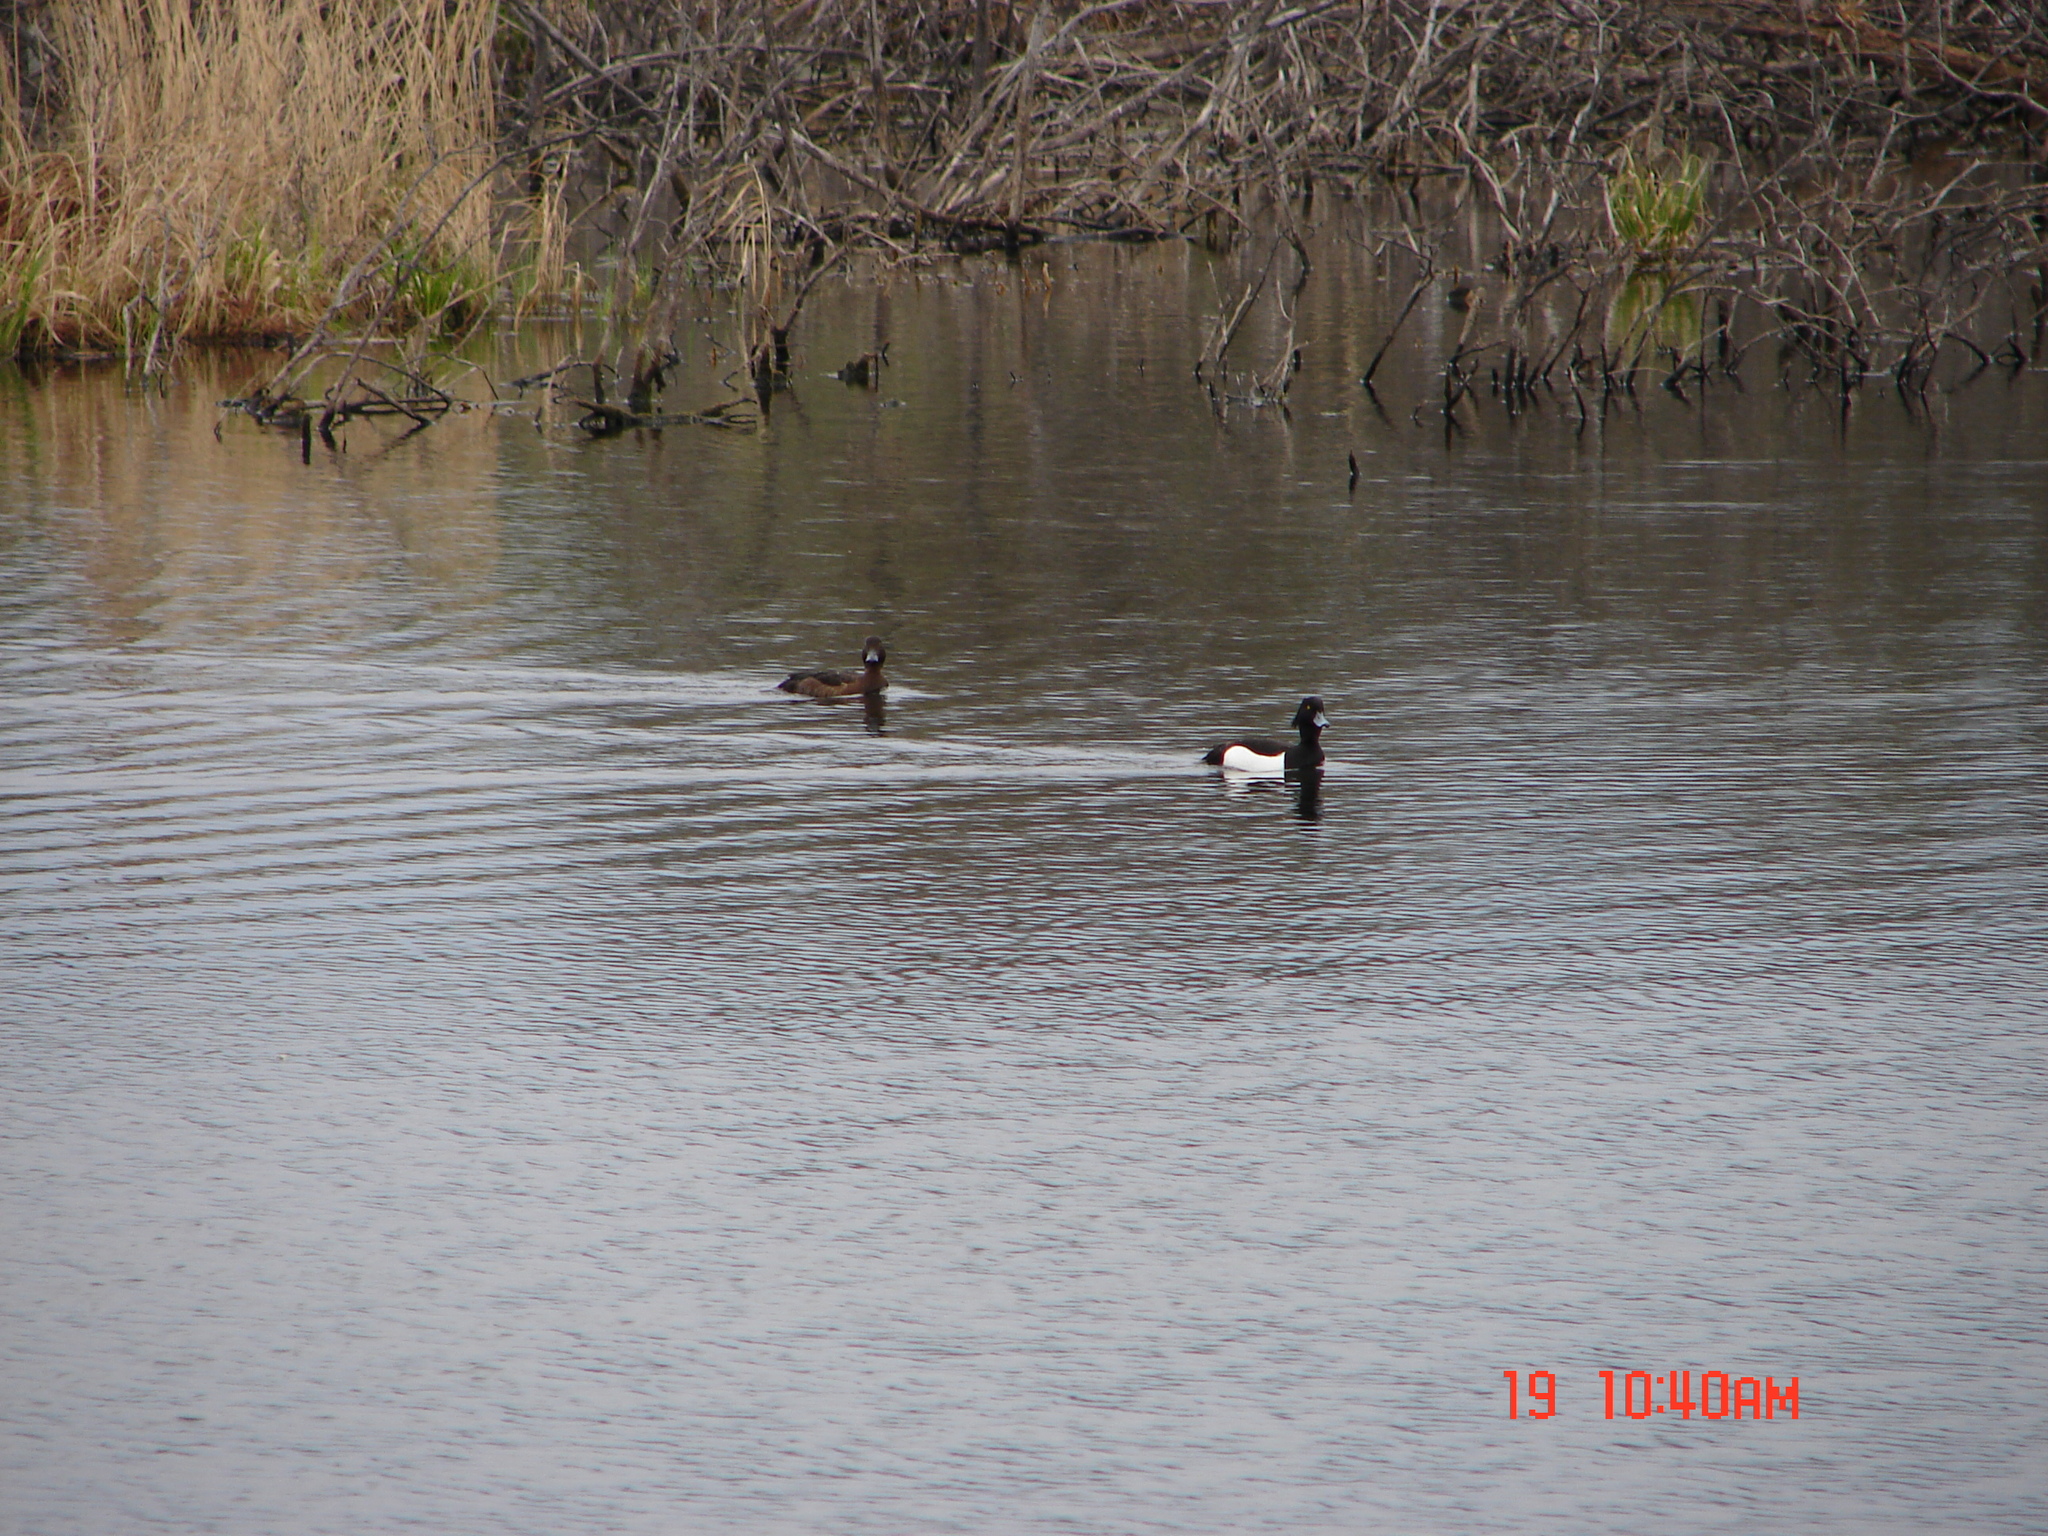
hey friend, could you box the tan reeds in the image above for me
[1,0,497,357]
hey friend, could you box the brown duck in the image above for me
[777,636,887,699]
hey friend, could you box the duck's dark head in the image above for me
[861,637,887,668]
[1293,696,1328,733]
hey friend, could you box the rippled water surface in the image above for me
[4,244,2047,1534]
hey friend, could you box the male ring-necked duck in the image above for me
[1202,696,1328,777]
[777,636,887,699]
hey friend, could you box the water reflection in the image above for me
[771,683,889,733]
[1608,271,1705,364]
[1217,770,1324,822]
[1294,771,1321,822]
[2,241,2045,1536]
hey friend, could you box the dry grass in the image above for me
[0,0,497,357]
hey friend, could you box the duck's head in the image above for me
[1294,696,1328,732]
[861,636,887,667]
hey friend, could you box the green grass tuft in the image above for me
[1605,148,1708,264]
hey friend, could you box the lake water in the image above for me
[3,237,2046,1533]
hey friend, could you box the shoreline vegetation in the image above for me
[3,1,2046,436]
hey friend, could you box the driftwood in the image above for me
[569,397,756,436]
[830,348,888,385]
[224,355,454,443]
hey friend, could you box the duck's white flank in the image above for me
[1217,744,1289,774]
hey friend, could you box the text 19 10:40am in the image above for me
[1502,1370,1799,1420]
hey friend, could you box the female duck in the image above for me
[777,636,887,699]
[1202,696,1328,777]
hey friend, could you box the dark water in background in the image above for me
[3,233,2046,1534]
